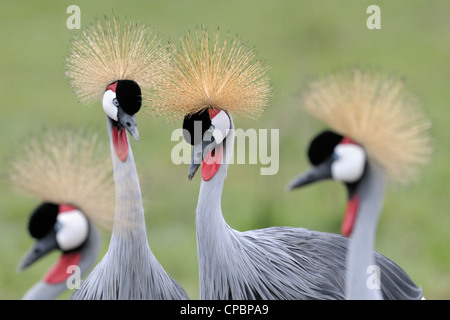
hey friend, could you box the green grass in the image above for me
[1,0,449,299]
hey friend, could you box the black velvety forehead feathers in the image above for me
[116,80,142,115]
[28,202,59,239]
[182,108,212,145]
[308,130,343,165]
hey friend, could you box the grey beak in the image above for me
[188,139,217,180]
[118,107,139,142]
[286,160,332,191]
[18,231,58,272]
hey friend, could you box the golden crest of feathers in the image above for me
[65,16,168,106]
[9,129,115,230]
[150,26,272,120]
[302,70,432,184]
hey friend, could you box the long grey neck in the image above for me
[196,125,235,235]
[196,159,229,242]
[106,118,149,249]
[78,223,102,276]
[196,130,234,297]
[346,162,386,300]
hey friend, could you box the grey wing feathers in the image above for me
[70,253,189,300]
[373,252,423,300]
[235,227,421,300]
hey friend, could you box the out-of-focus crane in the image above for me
[153,27,423,299]
[288,70,430,299]
[10,130,114,299]
[65,17,188,299]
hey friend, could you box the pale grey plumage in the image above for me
[70,119,188,299]
[288,70,429,299]
[288,143,424,300]
[195,116,422,300]
[10,129,112,300]
[345,162,384,299]
[66,16,187,299]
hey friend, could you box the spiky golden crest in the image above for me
[150,26,272,120]
[9,129,115,230]
[65,16,167,107]
[302,69,432,184]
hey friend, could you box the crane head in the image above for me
[182,108,232,181]
[103,80,141,161]
[18,202,89,274]
[287,130,367,236]
[287,130,366,188]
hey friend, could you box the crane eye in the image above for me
[54,221,62,232]
[332,152,339,161]
[113,98,119,107]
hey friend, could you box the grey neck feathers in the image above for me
[106,118,150,251]
[78,223,102,276]
[70,118,188,299]
[196,157,229,242]
[196,129,237,298]
[196,128,235,236]
[346,162,386,300]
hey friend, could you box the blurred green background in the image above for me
[1,0,449,300]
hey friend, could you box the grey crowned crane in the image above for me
[9,130,114,299]
[65,17,188,299]
[288,70,430,299]
[153,27,423,299]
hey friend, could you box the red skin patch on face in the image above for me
[112,125,129,162]
[59,204,77,214]
[107,82,118,92]
[208,108,221,119]
[201,109,224,181]
[340,136,358,145]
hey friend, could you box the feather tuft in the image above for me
[301,69,432,184]
[149,25,272,121]
[65,16,168,108]
[9,129,115,230]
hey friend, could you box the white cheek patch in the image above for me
[331,144,366,183]
[210,110,231,144]
[102,90,118,121]
[56,209,89,251]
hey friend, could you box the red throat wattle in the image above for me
[43,251,81,284]
[201,109,224,181]
[341,194,360,237]
[112,126,129,162]
[201,145,223,181]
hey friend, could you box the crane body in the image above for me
[288,71,430,299]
